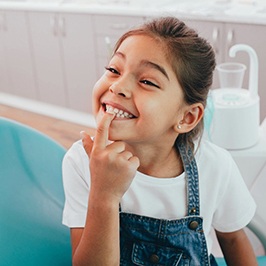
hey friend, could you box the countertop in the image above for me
[0,0,266,25]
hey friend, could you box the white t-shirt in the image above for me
[62,138,256,254]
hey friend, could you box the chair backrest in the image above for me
[0,118,72,265]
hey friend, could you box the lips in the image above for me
[103,103,136,119]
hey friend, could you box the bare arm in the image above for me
[216,229,258,266]
[71,195,120,266]
[71,112,139,266]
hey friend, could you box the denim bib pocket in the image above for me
[131,241,189,266]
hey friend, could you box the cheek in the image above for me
[139,95,174,116]
[92,78,106,115]
[136,99,167,129]
[140,95,182,126]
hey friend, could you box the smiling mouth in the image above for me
[103,104,136,119]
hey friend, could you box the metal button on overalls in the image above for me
[189,220,199,230]
[149,254,159,264]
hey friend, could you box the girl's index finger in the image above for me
[93,112,115,149]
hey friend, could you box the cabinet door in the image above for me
[184,19,225,89]
[0,11,36,99]
[224,23,266,121]
[28,11,67,107]
[60,13,96,113]
[93,15,145,79]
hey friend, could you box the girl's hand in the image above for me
[81,112,140,202]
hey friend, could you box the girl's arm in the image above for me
[71,194,120,266]
[70,112,139,266]
[216,229,258,266]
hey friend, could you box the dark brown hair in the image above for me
[113,17,216,151]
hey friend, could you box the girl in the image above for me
[62,17,257,265]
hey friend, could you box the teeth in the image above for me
[106,105,115,114]
[106,105,133,118]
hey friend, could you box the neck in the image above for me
[126,141,184,178]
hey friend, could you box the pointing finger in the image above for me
[94,112,115,150]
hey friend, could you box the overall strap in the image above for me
[178,142,200,216]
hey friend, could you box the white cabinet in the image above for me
[28,12,67,107]
[28,11,96,112]
[0,10,36,99]
[184,19,266,122]
[60,13,97,113]
[92,14,146,79]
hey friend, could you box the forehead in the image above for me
[115,35,170,66]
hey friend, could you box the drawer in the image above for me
[93,14,145,36]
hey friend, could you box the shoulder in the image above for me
[64,139,87,160]
[195,138,233,163]
[62,140,90,185]
[62,140,90,227]
[63,140,88,167]
[195,138,241,187]
[195,139,256,232]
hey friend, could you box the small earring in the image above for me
[177,120,183,129]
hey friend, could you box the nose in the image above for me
[109,78,133,98]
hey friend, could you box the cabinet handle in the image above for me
[0,14,3,31]
[50,15,58,36]
[227,29,234,47]
[59,16,66,37]
[3,13,7,31]
[0,13,7,31]
[105,36,113,57]
[212,28,219,55]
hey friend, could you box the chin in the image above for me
[108,131,126,142]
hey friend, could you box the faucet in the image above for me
[229,44,259,99]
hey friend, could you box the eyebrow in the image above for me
[141,60,169,80]
[113,52,169,80]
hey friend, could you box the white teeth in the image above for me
[106,105,115,114]
[105,105,133,118]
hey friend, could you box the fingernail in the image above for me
[80,131,86,138]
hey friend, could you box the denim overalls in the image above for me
[119,143,218,266]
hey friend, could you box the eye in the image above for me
[140,79,160,89]
[105,66,120,75]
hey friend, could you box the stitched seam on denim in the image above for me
[178,143,200,216]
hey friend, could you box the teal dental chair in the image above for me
[0,117,71,265]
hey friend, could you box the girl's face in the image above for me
[92,35,187,145]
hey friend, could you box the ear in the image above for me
[174,103,204,133]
